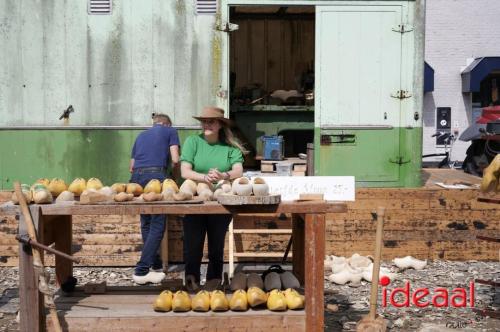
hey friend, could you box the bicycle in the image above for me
[422,131,458,168]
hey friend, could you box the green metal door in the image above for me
[315,4,403,183]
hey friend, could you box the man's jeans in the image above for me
[130,170,167,276]
[183,214,232,282]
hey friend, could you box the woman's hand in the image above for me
[208,168,225,182]
[205,171,219,183]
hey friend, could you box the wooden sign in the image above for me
[253,176,355,201]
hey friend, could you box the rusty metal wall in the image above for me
[0,0,219,126]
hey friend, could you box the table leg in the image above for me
[18,206,44,332]
[304,213,325,332]
[292,214,305,284]
[53,215,73,286]
[161,217,169,271]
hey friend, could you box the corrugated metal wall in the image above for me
[0,0,218,126]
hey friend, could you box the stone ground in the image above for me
[0,261,498,331]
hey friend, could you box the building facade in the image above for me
[424,0,500,163]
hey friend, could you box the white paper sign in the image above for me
[253,176,355,201]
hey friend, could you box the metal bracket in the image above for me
[392,24,413,33]
[391,90,412,99]
[389,156,411,165]
[217,89,228,99]
[216,22,239,33]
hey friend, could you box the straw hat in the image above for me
[193,107,233,126]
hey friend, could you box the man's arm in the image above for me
[169,145,180,181]
[129,159,135,173]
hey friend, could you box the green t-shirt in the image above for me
[180,134,244,174]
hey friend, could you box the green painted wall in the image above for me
[314,127,422,187]
[0,129,197,190]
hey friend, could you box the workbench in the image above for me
[1,201,346,332]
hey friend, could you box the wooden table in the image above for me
[1,201,346,332]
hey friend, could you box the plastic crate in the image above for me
[261,135,284,160]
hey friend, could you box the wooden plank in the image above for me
[293,164,307,172]
[19,205,44,332]
[249,20,266,90]
[266,19,282,91]
[422,169,481,188]
[217,194,281,206]
[260,164,275,172]
[47,312,305,332]
[261,158,307,165]
[304,213,325,332]
[3,201,345,215]
[233,252,292,258]
[233,229,292,234]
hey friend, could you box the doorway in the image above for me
[228,5,315,160]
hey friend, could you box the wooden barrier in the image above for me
[1,187,498,266]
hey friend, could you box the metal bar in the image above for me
[320,125,394,130]
[0,125,201,130]
[282,234,293,264]
[16,235,80,264]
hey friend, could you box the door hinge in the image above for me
[392,24,413,33]
[216,22,239,33]
[389,156,411,165]
[217,89,228,99]
[391,90,412,99]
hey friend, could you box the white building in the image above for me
[424,0,500,164]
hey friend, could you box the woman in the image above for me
[180,106,246,286]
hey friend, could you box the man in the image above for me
[130,113,180,284]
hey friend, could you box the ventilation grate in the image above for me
[196,0,217,15]
[88,0,112,15]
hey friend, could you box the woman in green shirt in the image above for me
[180,107,246,286]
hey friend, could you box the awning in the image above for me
[424,62,434,93]
[461,57,500,93]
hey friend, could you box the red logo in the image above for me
[381,277,475,308]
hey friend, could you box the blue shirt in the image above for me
[131,124,180,169]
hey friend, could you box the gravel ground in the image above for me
[324,260,500,331]
[0,261,498,331]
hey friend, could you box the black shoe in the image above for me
[280,271,300,289]
[185,274,199,292]
[204,278,222,292]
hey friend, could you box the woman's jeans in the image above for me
[183,214,232,282]
[130,170,166,276]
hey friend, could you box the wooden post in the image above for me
[18,206,44,332]
[304,213,325,332]
[53,215,73,286]
[228,218,234,278]
[291,213,305,284]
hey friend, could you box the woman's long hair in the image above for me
[220,124,249,155]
